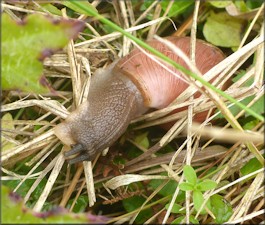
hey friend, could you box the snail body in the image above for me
[54,36,225,164]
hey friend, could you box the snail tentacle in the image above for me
[64,143,84,157]
[68,151,91,164]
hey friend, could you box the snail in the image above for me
[54,36,225,164]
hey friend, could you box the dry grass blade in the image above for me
[2,3,56,16]
[74,17,166,47]
[83,161,96,207]
[125,117,187,167]
[224,209,265,224]
[162,175,185,224]
[129,180,170,224]
[1,167,40,180]
[105,174,168,190]
[25,140,59,166]
[132,87,255,125]
[33,153,65,212]
[1,129,55,163]
[14,147,55,192]
[133,1,159,25]
[190,123,263,144]
[2,99,69,118]
[59,164,83,208]
[229,171,264,220]
[23,153,61,204]
[125,145,227,174]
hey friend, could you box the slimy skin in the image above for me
[54,62,147,164]
[54,37,225,164]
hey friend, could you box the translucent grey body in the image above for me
[54,62,147,164]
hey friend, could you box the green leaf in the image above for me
[1,185,107,223]
[246,96,264,116]
[240,158,263,177]
[210,194,233,223]
[40,4,62,15]
[3,178,47,202]
[193,190,207,214]
[183,165,197,185]
[160,0,194,17]
[171,215,199,224]
[2,13,84,93]
[62,1,98,16]
[207,0,232,8]
[122,196,144,213]
[243,117,260,130]
[189,215,200,224]
[229,72,264,117]
[214,69,264,119]
[179,182,194,191]
[134,132,150,149]
[232,70,254,86]
[171,216,185,224]
[1,113,16,151]
[165,203,185,214]
[196,179,217,191]
[246,0,264,9]
[141,0,194,21]
[203,11,245,48]
[122,196,152,224]
[228,96,263,118]
[67,195,88,213]
[234,1,249,12]
[148,179,184,199]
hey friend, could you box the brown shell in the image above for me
[114,36,225,109]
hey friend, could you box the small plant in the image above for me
[176,165,233,223]
[179,165,217,214]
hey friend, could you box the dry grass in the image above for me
[1,1,264,224]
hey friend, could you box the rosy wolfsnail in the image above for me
[54,36,225,164]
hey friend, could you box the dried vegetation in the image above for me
[1,1,264,224]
